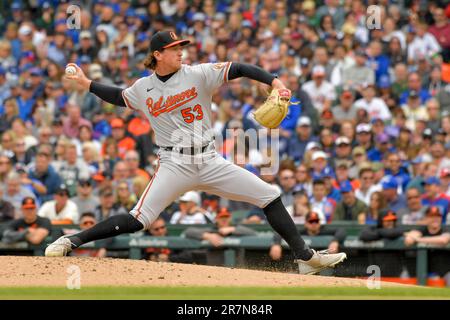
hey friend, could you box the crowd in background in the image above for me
[0,0,450,244]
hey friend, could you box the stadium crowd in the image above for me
[0,0,450,249]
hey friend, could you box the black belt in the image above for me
[160,144,210,155]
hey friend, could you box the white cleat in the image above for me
[45,236,73,257]
[296,249,347,275]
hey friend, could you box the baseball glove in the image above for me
[253,88,295,129]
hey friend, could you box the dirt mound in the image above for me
[0,256,402,287]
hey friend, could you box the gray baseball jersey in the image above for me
[122,62,279,229]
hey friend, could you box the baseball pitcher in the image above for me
[45,31,346,274]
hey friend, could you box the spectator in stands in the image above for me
[358,191,387,225]
[2,197,51,245]
[359,210,404,242]
[286,116,318,163]
[355,167,381,206]
[71,179,100,216]
[185,208,257,248]
[302,65,336,113]
[404,206,450,247]
[124,150,150,180]
[309,178,332,223]
[108,118,136,159]
[56,142,90,197]
[384,152,411,193]
[3,170,36,216]
[170,191,211,224]
[286,188,313,224]
[94,187,128,222]
[334,181,368,222]
[354,83,391,121]
[398,187,428,225]
[114,180,137,212]
[355,123,373,150]
[399,72,432,105]
[62,212,107,258]
[0,186,15,222]
[62,104,92,139]
[278,168,296,208]
[269,211,346,261]
[28,148,62,203]
[342,49,375,91]
[144,217,196,263]
[0,153,13,187]
[421,177,449,224]
[430,140,450,173]
[38,184,79,224]
[295,163,313,197]
[332,88,357,125]
[381,175,408,212]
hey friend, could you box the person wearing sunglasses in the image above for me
[64,212,107,258]
[144,217,196,264]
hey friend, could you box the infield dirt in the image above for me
[0,256,404,288]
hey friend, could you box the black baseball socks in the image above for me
[68,214,144,249]
[263,197,314,261]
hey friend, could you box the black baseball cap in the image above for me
[150,31,190,53]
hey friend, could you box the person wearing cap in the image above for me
[170,191,210,225]
[381,175,407,212]
[106,118,136,159]
[302,65,336,113]
[37,184,79,224]
[270,210,346,261]
[402,89,428,131]
[286,116,319,163]
[77,30,97,61]
[359,210,404,242]
[71,179,100,216]
[332,88,357,124]
[333,136,352,165]
[16,79,36,123]
[334,181,368,221]
[310,150,332,179]
[2,197,51,245]
[366,133,393,162]
[404,206,450,247]
[421,176,449,223]
[185,207,257,264]
[355,123,373,150]
[52,30,347,274]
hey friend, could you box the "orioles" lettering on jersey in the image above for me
[146,87,198,117]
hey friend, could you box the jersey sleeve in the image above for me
[198,62,232,91]
[122,78,145,112]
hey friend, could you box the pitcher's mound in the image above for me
[0,256,401,287]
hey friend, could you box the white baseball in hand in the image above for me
[65,65,77,76]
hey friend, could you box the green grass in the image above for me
[0,286,449,300]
